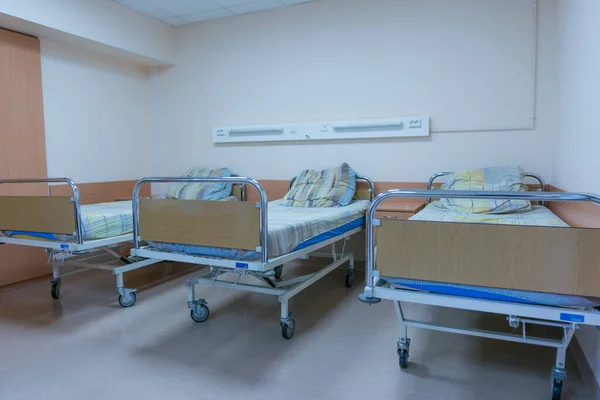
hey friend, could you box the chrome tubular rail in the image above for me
[427,172,451,191]
[524,173,546,190]
[358,175,375,201]
[426,172,451,204]
[230,174,246,202]
[132,177,269,263]
[426,172,547,204]
[364,189,600,300]
[0,178,83,244]
[287,174,375,201]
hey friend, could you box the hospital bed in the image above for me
[359,172,600,400]
[0,178,244,307]
[0,178,164,307]
[130,174,374,339]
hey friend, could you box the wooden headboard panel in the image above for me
[50,180,151,205]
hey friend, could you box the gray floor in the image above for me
[0,263,595,400]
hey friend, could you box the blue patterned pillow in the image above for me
[167,167,233,201]
[282,163,357,207]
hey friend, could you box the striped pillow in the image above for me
[437,166,531,214]
[167,167,233,201]
[282,163,357,207]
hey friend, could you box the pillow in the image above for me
[167,167,233,201]
[436,166,532,214]
[282,163,357,207]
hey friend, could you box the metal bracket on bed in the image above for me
[507,315,578,346]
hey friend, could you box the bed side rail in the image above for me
[0,178,83,244]
[132,177,268,263]
[287,174,375,201]
[426,172,547,204]
[364,190,600,300]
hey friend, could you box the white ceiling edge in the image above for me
[0,12,173,68]
[114,0,318,27]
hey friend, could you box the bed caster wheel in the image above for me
[50,279,61,300]
[190,304,210,323]
[398,349,409,370]
[281,319,295,340]
[345,270,355,288]
[274,265,283,279]
[118,292,137,308]
[551,379,563,400]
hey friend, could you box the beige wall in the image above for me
[553,0,600,387]
[41,41,156,183]
[156,0,557,182]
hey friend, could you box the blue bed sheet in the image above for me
[385,277,600,308]
[150,217,364,261]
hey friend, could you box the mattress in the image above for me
[150,199,370,261]
[1,201,133,242]
[411,202,568,226]
[383,202,600,307]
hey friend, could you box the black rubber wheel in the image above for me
[398,349,409,370]
[274,265,283,279]
[345,270,355,288]
[281,319,295,340]
[552,379,563,400]
[50,280,61,300]
[118,292,137,308]
[190,304,210,323]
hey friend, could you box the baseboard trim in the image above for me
[0,273,51,293]
[571,336,600,399]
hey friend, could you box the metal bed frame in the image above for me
[0,178,160,307]
[130,175,374,339]
[359,174,600,400]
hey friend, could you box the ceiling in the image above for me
[114,0,316,26]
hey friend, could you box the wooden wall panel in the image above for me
[245,180,289,202]
[0,29,49,287]
[244,179,426,203]
[547,185,600,228]
[50,180,151,205]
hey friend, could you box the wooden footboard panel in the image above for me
[0,196,76,234]
[376,220,600,297]
[139,199,260,250]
